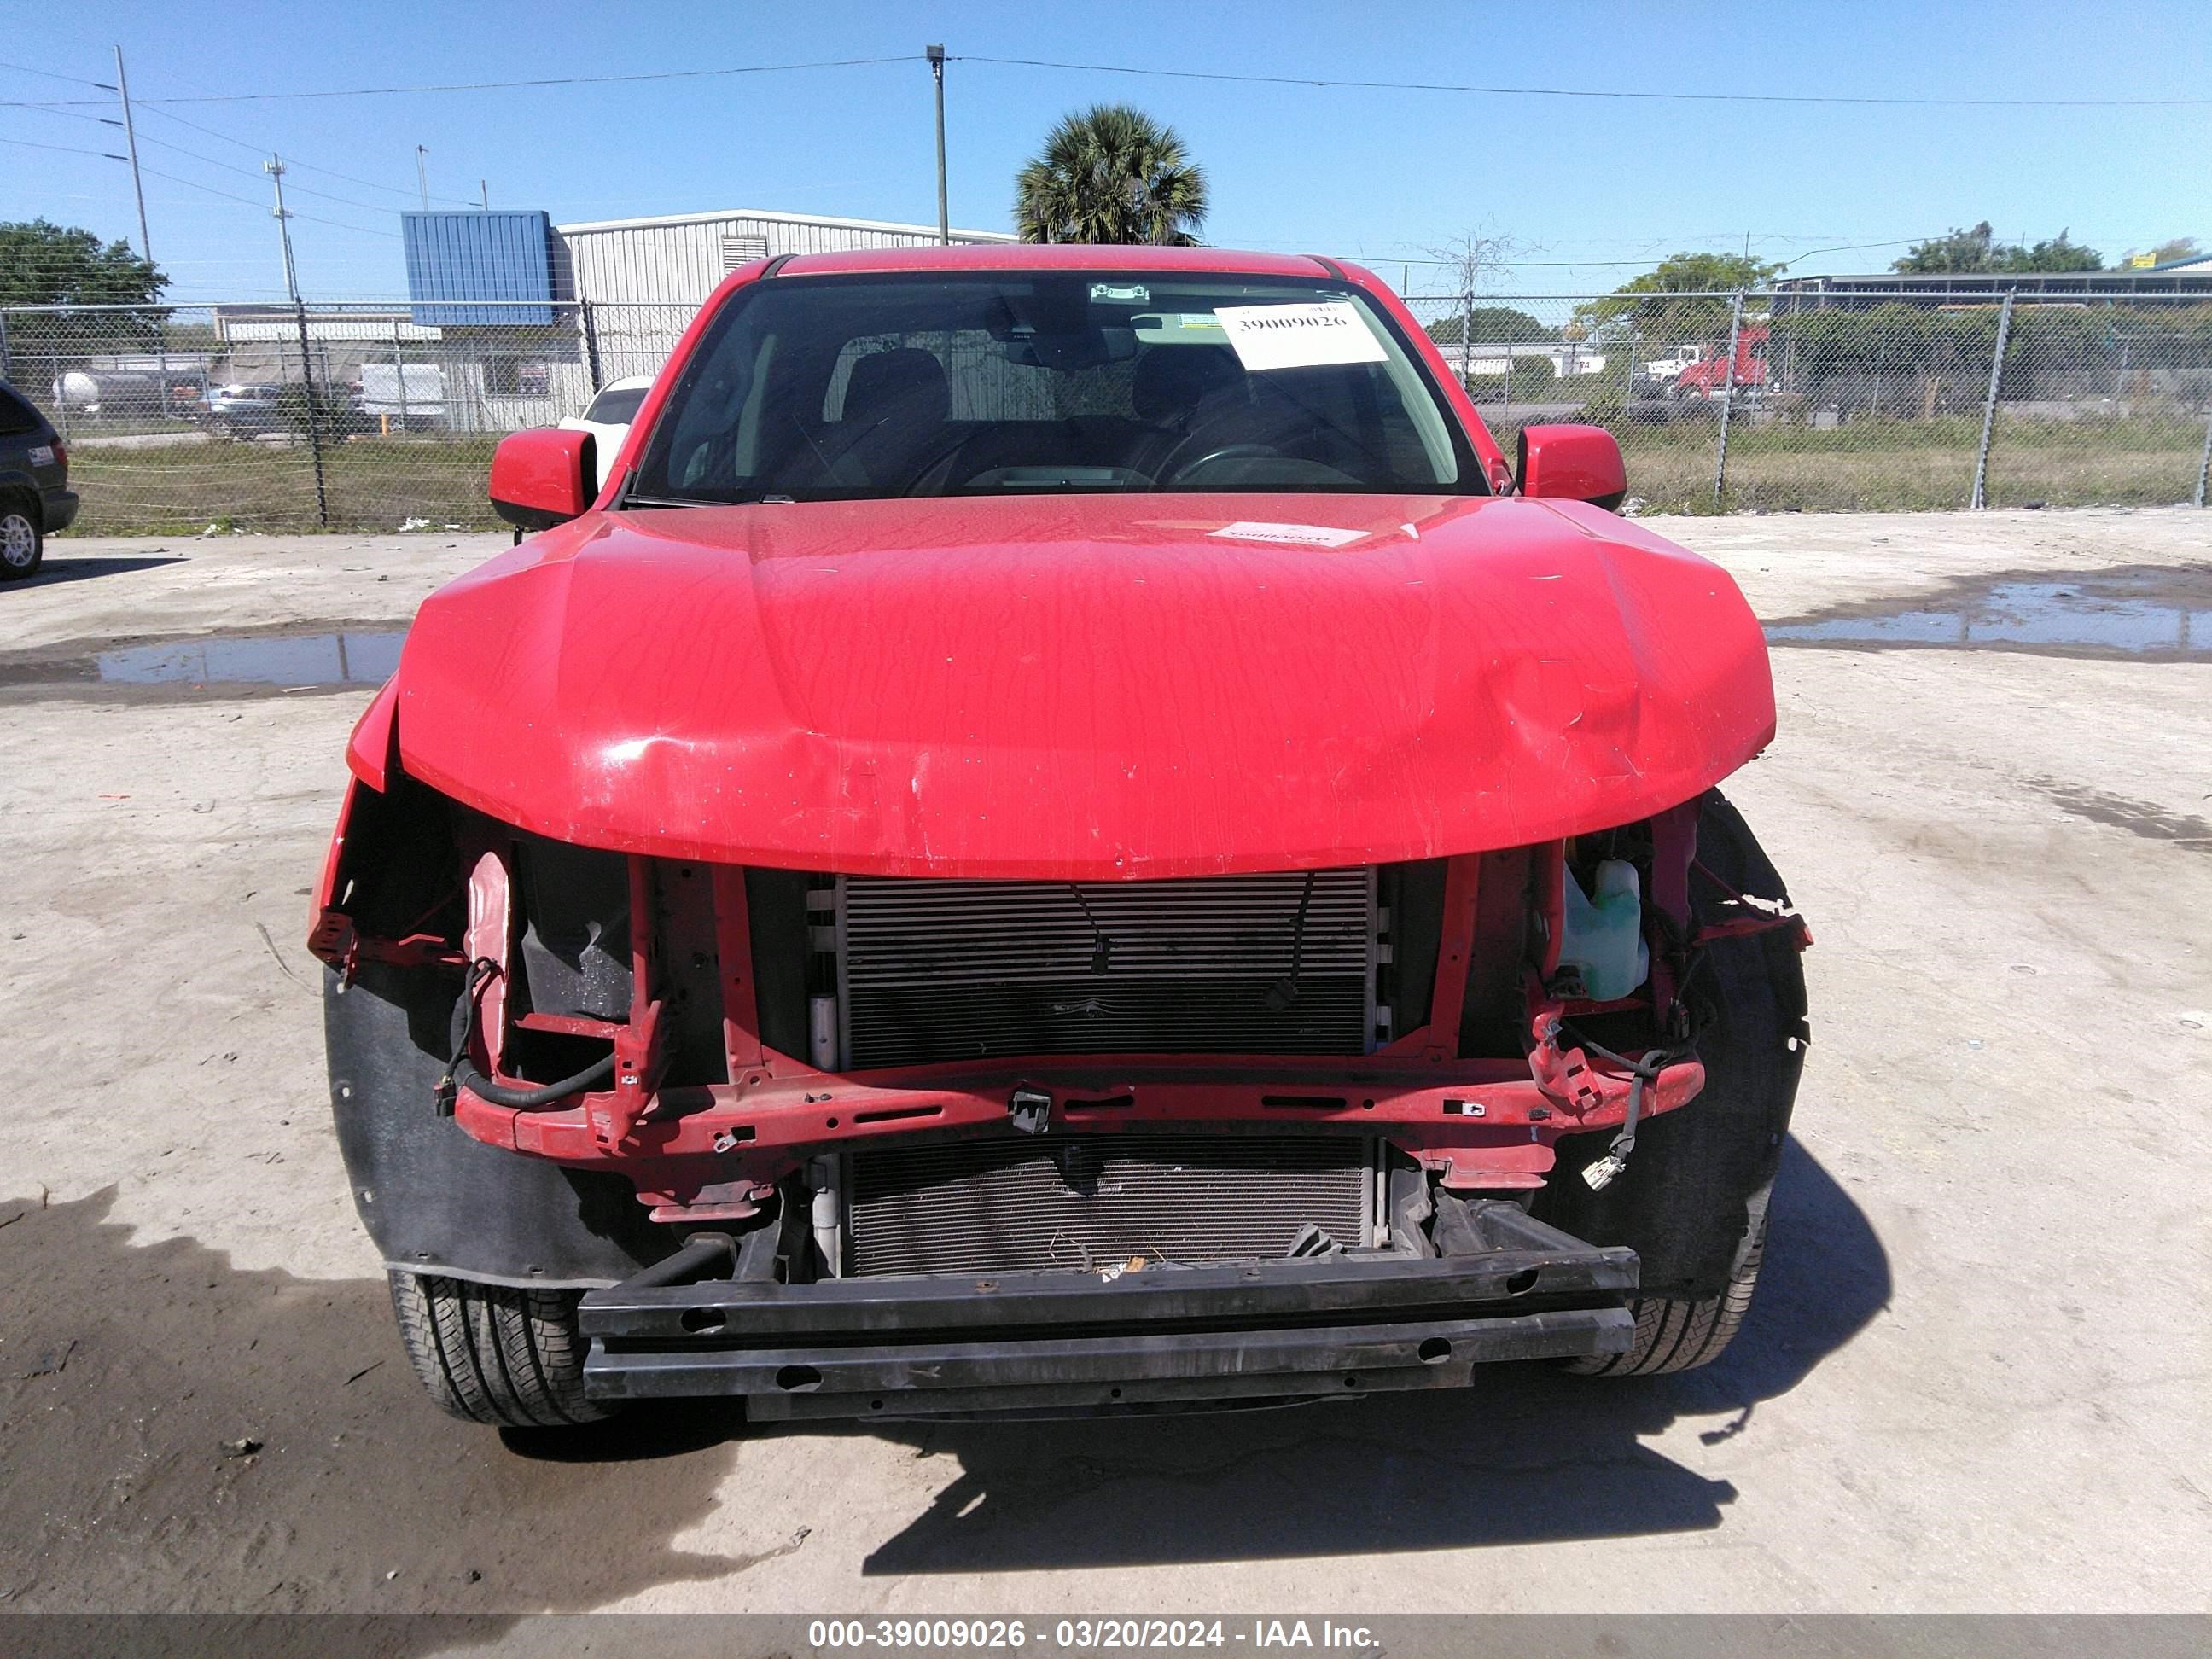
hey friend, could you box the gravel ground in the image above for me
[1,509,2207,1616]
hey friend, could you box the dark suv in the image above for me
[0,381,78,580]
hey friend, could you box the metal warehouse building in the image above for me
[553,207,1015,306]
[396,206,1016,431]
[403,205,1014,311]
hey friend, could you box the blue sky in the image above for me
[4,0,2207,304]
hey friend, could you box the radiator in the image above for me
[844,1133,1377,1278]
[834,868,1378,1068]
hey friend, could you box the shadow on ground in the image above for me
[18,554,189,588]
[847,1135,1889,1573]
[0,1188,739,1618]
[0,1137,1885,1607]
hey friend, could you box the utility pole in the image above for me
[1970,289,2017,510]
[265,155,300,303]
[110,46,173,420]
[265,152,327,524]
[926,44,949,245]
[1459,282,1472,392]
[1712,289,1746,507]
[415,146,430,211]
[111,47,153,264]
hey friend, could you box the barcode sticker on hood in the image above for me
[1210,520,1368,549]
[1215,301,1388,372]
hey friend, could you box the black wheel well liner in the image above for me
[1531,789,1808,1301]
[323,765,675,1287]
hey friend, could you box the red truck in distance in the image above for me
[1672,323,1772,399]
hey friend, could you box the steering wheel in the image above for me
[1162,442,1282,486]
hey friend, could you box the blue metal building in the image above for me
[401,211,556,326]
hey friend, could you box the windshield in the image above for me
[630,272,1481,504]
[584,386,649,425]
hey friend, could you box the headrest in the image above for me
[1132,345,1246,422]
[842,348,949,426]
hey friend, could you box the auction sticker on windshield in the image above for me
[1215,301,1388,371]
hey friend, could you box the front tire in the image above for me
[0,500,42,580]
[1568,1202,1767,1376]
[387,1270,611,1427]
[1541,789,1807,1377]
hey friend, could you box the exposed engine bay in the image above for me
[317,754,1807,1422]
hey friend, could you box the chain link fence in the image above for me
[5,289,2209,533]
[1401,289,2212,513]
[0,299,693,534]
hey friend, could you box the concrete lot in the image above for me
[2,509,2208,1615]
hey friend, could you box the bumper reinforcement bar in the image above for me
[579,1205,1637,1419]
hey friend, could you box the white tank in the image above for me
[54,369,164,410]
[54,370,103,410]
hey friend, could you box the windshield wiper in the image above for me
[621,492,794,509]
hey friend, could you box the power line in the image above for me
[952,53,2212,110]
[0,132,120,159]
[1348,249,1928,271]
[133,162,400,237]
[8,93,451,208]
[15,49,2209,110]
[138,105,479,207]
[1776,236,1934,265]
[0,98,114,124]
[125,125,406,215]
[0,129,400,233]
[0,56,110,89]
[7,67,486,207]
[20,53,915,107]
[1221,232,1943,271]
[128,164,291,212]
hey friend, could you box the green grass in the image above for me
[53,416,2212,533]
[55,416,209,440]
[1613,413,2206,514]
[64,434,506,535]
[1980,412,2209,508]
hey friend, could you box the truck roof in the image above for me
[771,245,1349,280]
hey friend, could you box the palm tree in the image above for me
[1014,105,1208,246]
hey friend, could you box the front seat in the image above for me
[836,348,952,489]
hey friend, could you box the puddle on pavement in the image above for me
[8,565,2206,696]
[0,627,406,693]
[1766,566,2212,661]
[96,629,406,686]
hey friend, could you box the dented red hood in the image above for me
[389,492,1773,878]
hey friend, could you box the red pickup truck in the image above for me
[311,246,1809,1429]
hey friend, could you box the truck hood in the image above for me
[391,493,1773,877]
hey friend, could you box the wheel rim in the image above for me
[0,513,35,568]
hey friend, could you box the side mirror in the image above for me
[1516,423,1627,511]
[489,428,597,532]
